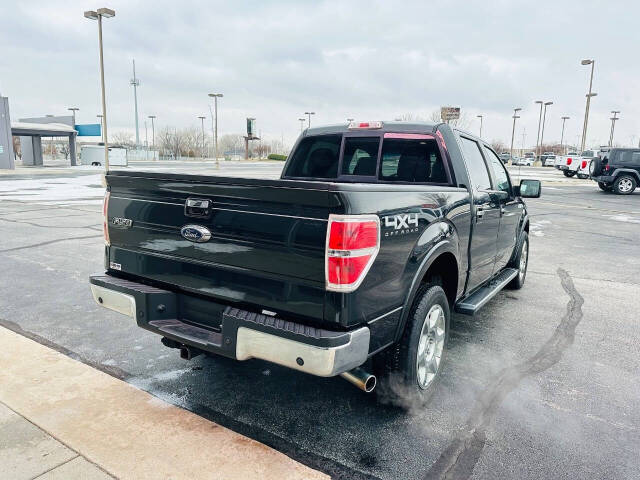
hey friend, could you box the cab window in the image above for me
[341,137,380,176]
[379,137,447,183]
[483,146,511,194]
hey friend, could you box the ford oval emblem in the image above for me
[180,225,211,243]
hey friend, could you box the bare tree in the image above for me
[111,131,134,147]
[490,140,506,153]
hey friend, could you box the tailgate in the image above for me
[105,172,337,322]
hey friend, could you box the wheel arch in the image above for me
[394,242,460,343]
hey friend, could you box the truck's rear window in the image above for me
[284,133,447,183]
[284,134,341,178]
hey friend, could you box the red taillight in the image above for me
[581,160,587,169]
[348,121,383,129]
[567,158,572,165]
[604,164,610,171]
[326,215,380,292]
[103,191,110,246]
[328,220,378,250]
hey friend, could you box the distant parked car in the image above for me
[499,152,511,163]
[543,154,556,167]
[513,156,533,166]
[523,152,535,164]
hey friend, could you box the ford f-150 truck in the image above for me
[90,121,540,400]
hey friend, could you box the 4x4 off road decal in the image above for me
[383,213,419,236]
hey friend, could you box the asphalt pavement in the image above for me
[0,163,638,480]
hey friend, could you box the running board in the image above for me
[455,268,519,315]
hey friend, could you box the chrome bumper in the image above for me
[90,278,369,377]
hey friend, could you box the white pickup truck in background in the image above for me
[556,150,604,178]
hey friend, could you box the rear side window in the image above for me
[379,138,447,183]
[615,150,640,164]
[284,135,341,178]
[341,137,380,176]
[459,137,491,190]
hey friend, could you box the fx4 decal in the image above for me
[383,213,419,236]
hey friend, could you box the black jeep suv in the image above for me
[590,148,640,194]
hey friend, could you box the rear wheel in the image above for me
[577,173,589,179]
[375,285,449,407]
[563,170,576,177]
[598,182,612,192]
[507,232,529,289]
[613,175,637,195]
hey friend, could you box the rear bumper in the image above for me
[592,175,614,183]
[89,274,369,377]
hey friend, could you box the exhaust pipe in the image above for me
[340,367,376,393]
[179,345,202,360]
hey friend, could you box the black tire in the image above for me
[590,157,602,176]
[507,232,529,290]
[563,170,576,177]
[613,175,637,195]
[374,284,450,407]
[577,174,589,179]
[598,182,612,192]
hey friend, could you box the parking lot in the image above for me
[1,162,639,480]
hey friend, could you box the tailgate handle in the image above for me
[185,198,212,218]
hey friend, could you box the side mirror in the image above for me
[516,179,541,198]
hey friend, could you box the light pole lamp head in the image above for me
[586,92,598,97]
[84,10,99,20]
[581,59,593,65]
[97,8,115,18]
[477,114,483,118]
[514,108,522,112]
[562,116,570,120]
[298,118,305,121]
[148,115,155,119]
[305,111,315,115]
[544,101,553,106]
[535,100,543,104]
[208,93,223,98]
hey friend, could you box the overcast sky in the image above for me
[1,0,638,149]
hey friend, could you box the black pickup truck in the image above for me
[90,121,540,399]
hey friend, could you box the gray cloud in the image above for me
[1,0,638,148]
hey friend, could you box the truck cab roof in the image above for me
[304,121,440,137]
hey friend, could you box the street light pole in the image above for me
[298,117,306,133]
[510,108,522,164]
[477,114,483,138]
[96,114,104,142]
[560,116,570,155]
[580,59,596,153]
[539,101,553,157]
[130,59,141,148]
[198,116,206,159]
[534,100,543,162]
[68,107,79,127]
[208,93,223,164]
[304,111,315,128]
[609,110,620,147]
[85,7,115,171]
[148,115,156,157]
[68,107,79,165]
